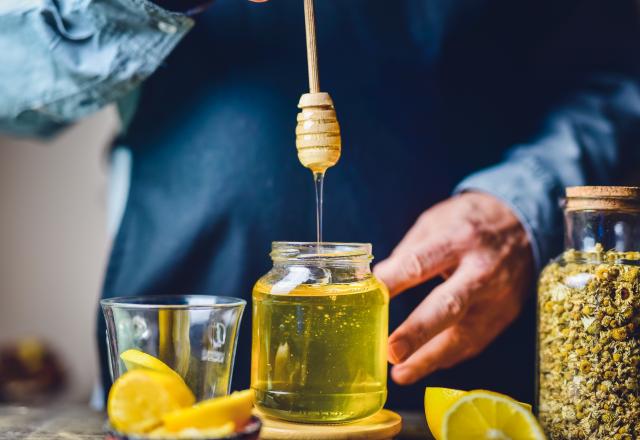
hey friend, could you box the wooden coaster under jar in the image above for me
[256,409,402,440]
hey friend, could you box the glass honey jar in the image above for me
[251,242,389,423]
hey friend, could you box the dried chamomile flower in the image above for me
[538,248,640,439]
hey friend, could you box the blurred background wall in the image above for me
[0,108,118,402]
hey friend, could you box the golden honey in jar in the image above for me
[251,242,389,423]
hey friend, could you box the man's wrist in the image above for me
[453,157,563,273]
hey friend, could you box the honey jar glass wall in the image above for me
[251,242,389,423]
[537,187,640,439]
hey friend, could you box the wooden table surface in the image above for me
[0,405,431,440]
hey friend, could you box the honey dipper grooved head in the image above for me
[296,92,341,173]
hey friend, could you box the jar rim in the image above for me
[270,242,372,262]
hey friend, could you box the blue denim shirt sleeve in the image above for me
[0,0,193,137]
[456,76,640,272]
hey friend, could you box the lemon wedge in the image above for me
[475,389,533,412]
[163,389,254,432]
[425,387,468,440]
[119,349,194,407]
[120,349,179,377]
[151,369,196,408]
[425,387,536,440]
[441,390,545,440]
[108,370,194,434]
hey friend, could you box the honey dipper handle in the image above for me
[304,0,320,93]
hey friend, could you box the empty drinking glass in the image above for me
[101,295,246,401]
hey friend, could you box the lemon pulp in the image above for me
[442,391,545,440]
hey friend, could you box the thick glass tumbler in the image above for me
[537,187,640,439]
[101,295,245,401]
[251,242,389,423]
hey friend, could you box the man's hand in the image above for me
[374,192,534,385]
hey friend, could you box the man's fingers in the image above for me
[374,238,458,296]
[390,327,476,385]
[387,268,473,364]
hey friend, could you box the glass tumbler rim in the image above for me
[100,294,246,310]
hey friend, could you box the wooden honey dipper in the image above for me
[295,0,341,174]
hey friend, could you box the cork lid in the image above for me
[565,186,640,211]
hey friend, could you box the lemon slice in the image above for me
[475,389,533,412]
[442,390,545,440]
[425,387,535,440]
[120,349,179,377]
[108,370,193,434]
[119,349,194,408]
[151,370,196,408]
[163,389,254,432]
[425,387,467,440]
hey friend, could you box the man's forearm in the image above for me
[456,75,640,270]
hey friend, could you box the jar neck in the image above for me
[273,260,372,281]
[564,209,640,252]
[270,242,373,283]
